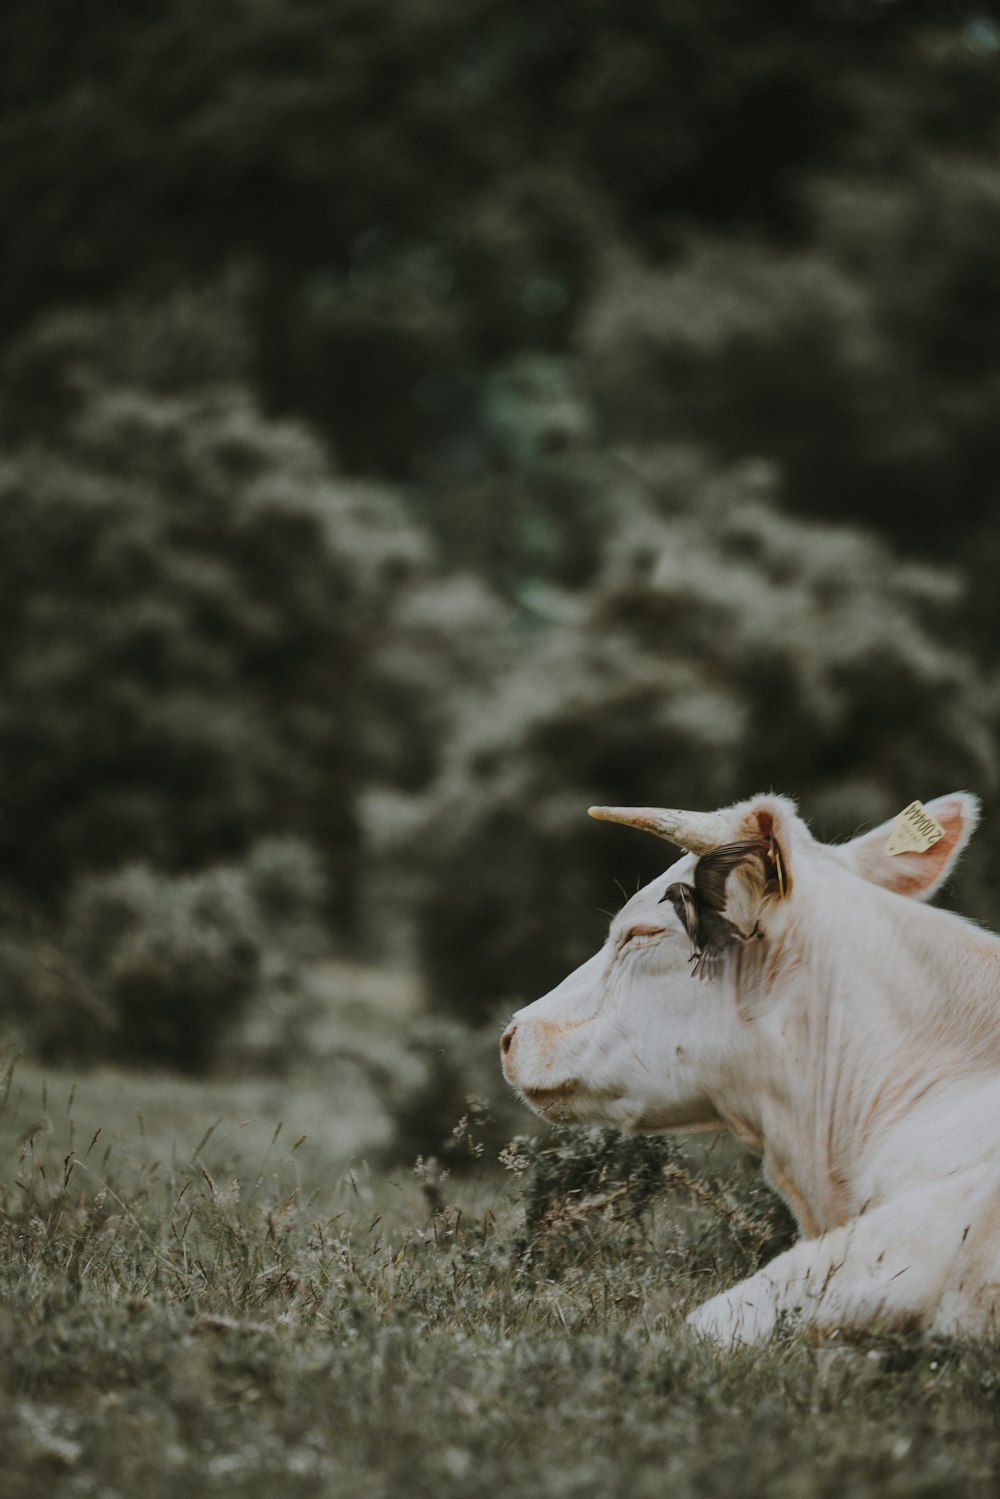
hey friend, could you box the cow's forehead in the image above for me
[616,851,698,918]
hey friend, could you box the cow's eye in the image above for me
[618,924,667,949]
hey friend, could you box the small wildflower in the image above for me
[212,1179,242,1211]
[499,1141,530,1175]
[450,1115,485,1158]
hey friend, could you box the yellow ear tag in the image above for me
[884,800,946,857]
[770,839,786,898]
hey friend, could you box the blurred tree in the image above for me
[580,158,1000,555]
[806,159,1000,547]
[580,241,881,525]
[364,574,516,792]
[0,305,430,926]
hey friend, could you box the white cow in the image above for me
[500,790,1000,1346]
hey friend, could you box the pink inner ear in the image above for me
[889,848,954,898]
[754,809,774,841]
[854,799,972,900]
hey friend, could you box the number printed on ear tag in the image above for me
[884,800,946,857]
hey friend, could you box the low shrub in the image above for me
[65,864,261,1071]
[505,1124,797,1281]
[44,837,331,1072]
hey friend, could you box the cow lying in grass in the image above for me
[501,790,1000,1346]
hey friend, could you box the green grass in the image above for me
[3,1051,1000,1499]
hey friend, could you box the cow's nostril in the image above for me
[500,1025,516,1057]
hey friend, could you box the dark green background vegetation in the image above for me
[2,0,1000,1060]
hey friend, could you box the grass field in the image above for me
[4,1039,1000,1499]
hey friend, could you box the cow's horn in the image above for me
[587,805,730,855]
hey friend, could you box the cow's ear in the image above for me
[843,792,980,901]
[736,795,801,901]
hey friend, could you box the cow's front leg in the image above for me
[686,1191,968,1347]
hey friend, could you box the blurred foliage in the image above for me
[1,1,999,1064]
[0,2,863,354]
[0,300,482,925]
[0,837,330,1071]
[66,861,263,1071]
[583,166,1000,546]
[2,0,998,538]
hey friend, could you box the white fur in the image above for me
[501,790,1000,1346]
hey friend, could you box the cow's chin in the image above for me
[520,1083,580,1119]
[518,1083,629,1126]
[517,1084,727,1135]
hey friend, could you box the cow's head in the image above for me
[500,791,979,1134]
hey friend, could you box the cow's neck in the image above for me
[712,894,1000,1237]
